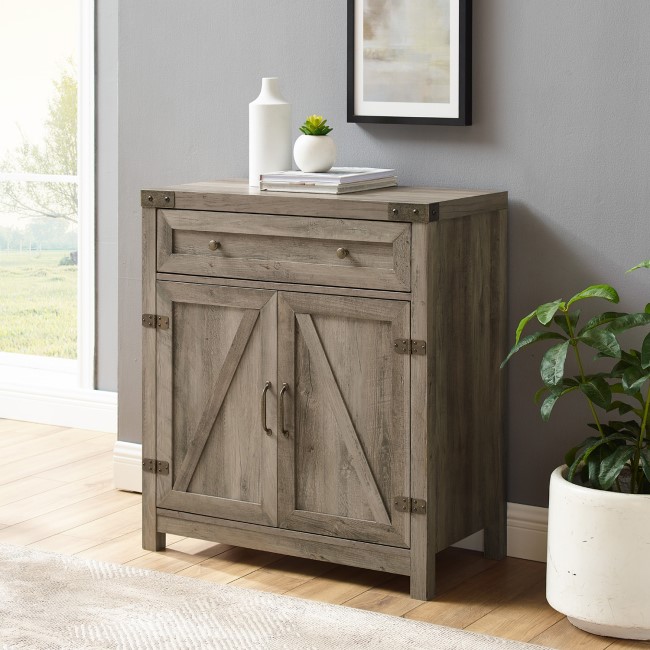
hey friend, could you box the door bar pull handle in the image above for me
[279,383,289,437]
[261,381,272,435]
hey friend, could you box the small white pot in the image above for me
[293,134,336,173]
[547,466,650,640]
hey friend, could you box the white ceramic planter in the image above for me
[293,134,336,173]
[547,466,650,640]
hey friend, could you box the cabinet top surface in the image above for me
[142,179,507,223]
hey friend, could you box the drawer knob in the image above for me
[336,247,349,259]
[208,240,221,251]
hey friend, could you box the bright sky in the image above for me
[0,0,78,162]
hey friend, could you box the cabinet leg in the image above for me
[410,508,436,600]
[409,556,436,600]
[143,528,166,552]
[142,498,166,551]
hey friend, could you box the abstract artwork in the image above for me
[347,0,471,125]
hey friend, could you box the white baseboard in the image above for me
[112,441,549,562]
[113,440,143,493]
[0,385,117,433]
[506,502,549,562]
[453,503,548,563]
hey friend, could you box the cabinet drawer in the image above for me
[157,210,411,291]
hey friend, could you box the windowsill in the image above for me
[0,352,78,390]
[0,356,117,433]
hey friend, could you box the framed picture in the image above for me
[347,0,472,126]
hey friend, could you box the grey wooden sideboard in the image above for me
[141,180,508,600]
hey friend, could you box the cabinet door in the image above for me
[156,281,277,526]
[277,292,410,547]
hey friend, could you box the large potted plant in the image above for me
[502,260,650,640]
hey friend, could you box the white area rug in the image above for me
[0,543,550,649]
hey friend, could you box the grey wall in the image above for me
[117,1,650,507]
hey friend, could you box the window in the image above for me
[0,0,94,391]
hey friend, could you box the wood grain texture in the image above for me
[154,273,411,302]
[483,209,509,559]
[294,312,390,525]
[157,210,410,291]
[465,579,563,642]
[143,183,508,599]
[229,555,336,595]
[428,211,508,557]
[406,558,545,629]
[144,180,507,223]
[142,206,165,551]
[171,309,260,492]
[408,221,435,599]
[530,618,613,650]
[157,510,410,575]
[277,292,410,548]
[156,282,277,526]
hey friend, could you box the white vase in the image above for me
[293,134,336,173]
[546,466,650,640]
[249,77,291,187]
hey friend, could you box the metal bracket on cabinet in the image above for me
[142,314,169,330]
[141,190,175,208]
[393,497,427,514]
[393,339,426,355]
[142,459,169,475]
[388,203,437,223]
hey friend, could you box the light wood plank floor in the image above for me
[0,419,648,650]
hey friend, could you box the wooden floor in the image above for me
[0,420,647,650]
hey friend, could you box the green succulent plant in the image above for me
[501,260,650,494]
[299,114,333,136]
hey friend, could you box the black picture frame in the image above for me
[347,0,472,126]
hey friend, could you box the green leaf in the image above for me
[579,377,612,409]
[514,310,536,345]
[626,260,650,273]
[578,329,621,358]
[598,445,635,490]
[540,341,570,386]
[540,393,560,421]
[567,437,602,483]
[580,377,612,409]
[640,449,650,484]
[534,385,549,404]
[566,284,619,308]
[606,420,641,436]
[554,310,580,336]
[607,400,636,415]
[606,312,650,333]
[622,366,650,394]
[587,446,607,488]
[587,422,616,435]
[577,311,627,336]
[300,114,333,136]
[641,333,650,369]
[565,445,579,467]
[500,331,566,368]
[567,433,629,482]
[536,300,565,325]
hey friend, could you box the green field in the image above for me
[0,250,77,358]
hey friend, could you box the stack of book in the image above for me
[259,167,397,194]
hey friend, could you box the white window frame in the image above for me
[78,0,96,390]
[0,1,116,432]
